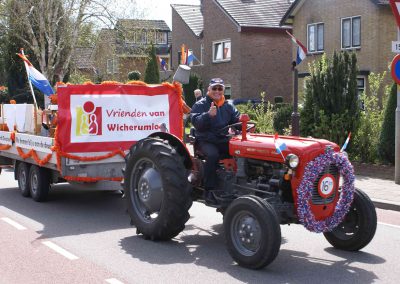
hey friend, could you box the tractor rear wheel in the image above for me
[324,188,377,251]
[123,138,192,241]
[224,195,281,269]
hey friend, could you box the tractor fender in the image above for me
[148,132,192,169]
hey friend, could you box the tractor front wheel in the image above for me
[123,138,192,241]
[324,188,377,251]
[224,196,281,269]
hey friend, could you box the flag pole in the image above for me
[20,49,38,110]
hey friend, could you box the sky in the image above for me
[134,0,201,29]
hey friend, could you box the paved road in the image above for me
[1,169,400,283]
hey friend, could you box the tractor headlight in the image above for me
[285,154,299,169]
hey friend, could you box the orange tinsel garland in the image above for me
[16,147,53,166]
[0,144,11,150]
[63,176,123,182]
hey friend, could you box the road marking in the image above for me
[378,222,400,229]
[105,279,124,284]
[1,217,27,230]
[42,241,79,260]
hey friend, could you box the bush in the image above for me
[273,103,293,134]
[301,51,359,145]
[352,72,386,163]
[377,83,396,164]
[128,70,141,81]
[236,92,275,134]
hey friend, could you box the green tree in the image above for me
[378,83,397,164]
[144,44,160,84]
[182,74,200,107]
[300,51,360,145]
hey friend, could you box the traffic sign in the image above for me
[391,54,400,84]
[393,41,400,53]
[390,0,400,27]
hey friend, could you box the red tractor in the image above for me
[122,114,377,269]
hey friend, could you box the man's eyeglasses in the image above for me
[212,86,224,91]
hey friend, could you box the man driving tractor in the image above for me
[190,78,240,204]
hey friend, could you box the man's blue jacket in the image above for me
[191,96,240,143]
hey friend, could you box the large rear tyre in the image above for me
[17,162,31,197]
[29,165,51,202]
[123,138,192,241]
[324,188,377,251]
[224,196,281,269]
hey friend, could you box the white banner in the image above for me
[70,94,170,143]
[15,133,54,154]
[0,131,12,145]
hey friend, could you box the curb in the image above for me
[372,198,400,212]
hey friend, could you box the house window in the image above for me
[113,58,119,74]
[156,32,167,44]
[357,76,365,109]
[224,85,231,99]
[342,16,361,49]
[107,59,118,74]
[136,31,147,44]
[307,23,324,52]
[106,59,113,74]
[213,39,231,63]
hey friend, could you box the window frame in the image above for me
[341,16,361,50]
[156,31,168,44]
[212,39,231,63]
[106,59,113,74]
[307,22,324,53]
[224,85,232,99]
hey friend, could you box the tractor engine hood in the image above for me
[229,134,340,163]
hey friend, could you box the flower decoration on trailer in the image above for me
[296,150,355,233]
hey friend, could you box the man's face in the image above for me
[208,85,224,100]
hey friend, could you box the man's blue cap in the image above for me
[209,78,224,87]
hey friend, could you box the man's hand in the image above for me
[208,102,217,117]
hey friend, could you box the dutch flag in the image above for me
[18,52,54,96]
[186,50,198,66]
[274,133,287,154]
[340,132,351,152]
[286,31,308,66]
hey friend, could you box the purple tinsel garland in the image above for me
[296,151,355,233]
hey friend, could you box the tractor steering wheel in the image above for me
[218,121,256,137]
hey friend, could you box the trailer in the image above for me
[0,82,185,201]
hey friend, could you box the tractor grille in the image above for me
[311,164,339,205]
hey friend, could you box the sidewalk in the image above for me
[355,175,400,211]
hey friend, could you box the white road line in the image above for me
[378,222,400,229]
[1,217,27,230]
[42,241,79,260]
[105,279,124,284]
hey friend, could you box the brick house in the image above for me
[70,47,95,81]
[92,19,172,82]
[280,0,396,96]
[171,0,293,101]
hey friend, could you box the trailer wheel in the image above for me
[123,138,192,240]
[323,188,377,251]
[29,165,51,202]
[17,162,31,197]
[224,196,281,269]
